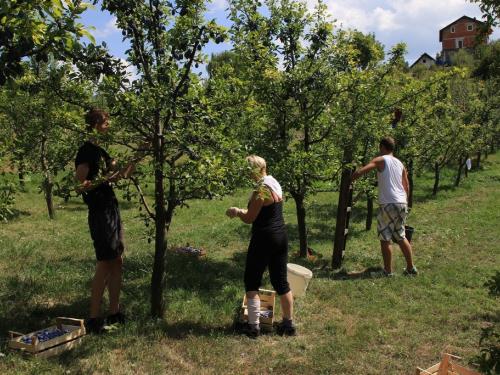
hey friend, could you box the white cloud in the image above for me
[372,7,400,31]
[91,17,120,38]
[314,0,490,63]
[207,0,228,13]
[322,0,481,32]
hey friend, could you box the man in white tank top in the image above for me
[350,137,418,277]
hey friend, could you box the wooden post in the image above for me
[332,162,355,269]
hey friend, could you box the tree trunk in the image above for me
[291,191,308,257]
[151,116,168,319]
[477,151,481,169]
[432,162,439,196]
[18,170,25,188]
[455,156,465,187]
[366,193,373,231]
[41,135,55,219]
[332,152,354,269]
[18,156,25,188]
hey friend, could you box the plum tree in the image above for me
[228,0,361,257]
[86,0,241,318]
[0,56,87,219]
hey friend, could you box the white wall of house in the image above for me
[410,55,435,71]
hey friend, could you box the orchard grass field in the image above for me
[1,154,500,375]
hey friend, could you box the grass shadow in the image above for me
[312,266,387,280]
[1,208,31,221]
[0,262,90,336]
[0,250,254,347]
[472,311,500,325]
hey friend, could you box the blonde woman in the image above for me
[226,155,295,338]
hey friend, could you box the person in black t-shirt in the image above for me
[75,109,150,334]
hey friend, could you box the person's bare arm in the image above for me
[226,191,266,224]
[350,156,385,183]
[75,163,92,193]
[238,191,265,224]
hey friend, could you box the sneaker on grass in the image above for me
[236,321,260,339]
[273,321,296,337]
[403,266,419,276]
[107,311,126,326]
[86,317,107,334]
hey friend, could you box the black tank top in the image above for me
[251,189,286,233]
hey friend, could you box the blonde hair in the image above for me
[245,155,266,173]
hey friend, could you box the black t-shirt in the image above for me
[75,141,116,208]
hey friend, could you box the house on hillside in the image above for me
[409,53,435,72]
[439,15,489,64]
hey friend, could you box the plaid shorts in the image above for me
[377,203,407,242]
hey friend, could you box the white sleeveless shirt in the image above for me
[377,155,407,205]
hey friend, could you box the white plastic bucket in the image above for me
[287,263,313,297]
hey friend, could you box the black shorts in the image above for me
[88,201,125,261]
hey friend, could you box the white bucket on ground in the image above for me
[287,263,313,297]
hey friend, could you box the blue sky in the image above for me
[79,0,499,77]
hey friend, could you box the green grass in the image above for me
[1,154,500,374]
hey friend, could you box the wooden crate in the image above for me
[416,353,481,375]
[8,317,85,359]
[239,289,276,331]
[171,242,206,259]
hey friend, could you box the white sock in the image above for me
[247,298,261,329]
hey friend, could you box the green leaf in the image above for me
[78,29,96,44]
[52,7,62,18]
[51,0,64,9]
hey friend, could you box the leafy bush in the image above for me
[477,326,500,374]
[485,271,500,298]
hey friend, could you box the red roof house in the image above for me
[439,16,488,62]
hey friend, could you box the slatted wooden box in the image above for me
[239,289,276,331]
[416,353,481,375]
[171,242,206,258]
[8,317,86,359]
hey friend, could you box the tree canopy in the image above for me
[0,0,95,85]
[473,39,500,79]
[351,31,385,70]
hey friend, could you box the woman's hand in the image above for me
[226,207,241,218]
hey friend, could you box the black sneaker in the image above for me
[86,317,107,334]
[403,266,419,276]
[107,311,126,325]
[274,321,296,336]
[236,322,260,339]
